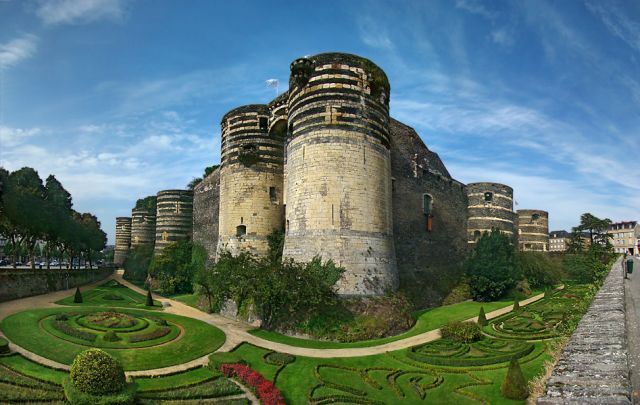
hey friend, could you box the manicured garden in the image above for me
[1,306,225,370]
[56,279,162,309]
[209,283,597,404]
[249,292,543,349]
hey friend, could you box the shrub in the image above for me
[513,297,520,311]
[467,230,520,301]
[264,352,295,366]
[103,330,120,342]
[145,289,154,307]
[221,363,285,405]
[55,313,69,321]
[69,349,125,395]
[440,321,481,343]
[74,287,83,303]
[477,307,487,326]
[501,357,528,400]
[52,320,97,342]
[0,337,9,354]
[208,352,247,372]
[128,326,171,343]
[516,252,563,289]
[123,245,153,282]
[63,378,136,405]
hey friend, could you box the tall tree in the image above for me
[576,213,611,245]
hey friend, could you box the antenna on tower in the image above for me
[266,79,279,95]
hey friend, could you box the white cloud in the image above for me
[455,0,496,20]
[0,34,38,69]
[36,0,125,25]
[358,16,395,50]
[586,0,640,53]
[0,126,41,147]
[490,28,514,46]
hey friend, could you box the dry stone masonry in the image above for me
[538,260,631,404]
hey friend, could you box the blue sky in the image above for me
[1,0,638,244]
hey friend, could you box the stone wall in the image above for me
[390,119,469,306]
[517,209,549,252]
[466,182,516,244]
[0,267,113,302]
[193,168,220,262]
[282,53,397,296]
[538,259,631,404]
[217,105,284,257]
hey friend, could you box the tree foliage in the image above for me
[516,252,563,289]
[467,230,520,301]
[123,245,153,282]
[134,195,157,211]
[148,240,194,294]
[501,357,528,400]
[0,167,106,269]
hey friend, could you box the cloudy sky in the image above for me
[1,0,638,244]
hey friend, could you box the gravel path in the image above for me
[0,269,550,376]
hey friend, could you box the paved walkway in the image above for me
[625,256,640,404]
[0,269,552,377]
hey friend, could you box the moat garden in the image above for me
[0,273,603,404]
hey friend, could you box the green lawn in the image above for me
[1,307,226,371]
[56,279,162,310]
[0,353,68,385]
[249,295,522,349]
[135,366,215,392]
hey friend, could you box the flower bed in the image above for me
[128,326,171,343]
[221,363,285,405]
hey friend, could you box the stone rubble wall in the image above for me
[538,259,631,404]
[0,267,113,302]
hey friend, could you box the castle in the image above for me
[115,52,550,305]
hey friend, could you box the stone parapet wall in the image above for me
[0,267,113,302]
[538,259,631,404]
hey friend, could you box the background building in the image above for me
[608,221,640,255]
[549,230,570,252]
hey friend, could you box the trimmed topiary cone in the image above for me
[478,306,488,326]
[501,357,529,400]
[73,287,83,304]
[513,297,520,311]
[145,289,154,306]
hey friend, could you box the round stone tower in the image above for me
[517,209,549,252]
[216,104,285,256]
[466,182,516,243]
[114,217,131,266]
[282,52,397,296]
[154,189,193,256]
[130,208,156,249]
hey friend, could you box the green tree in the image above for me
[74,287,83,303]
[134,195,157,211]
[148,240,194,294]
[478,306,487,326]
[501,357,528,400]
[467,230,520,301]
[145,289,154,306]
[123,245,153,281]
[516,252,563,289]
[186,177,202,190]
[576,213,611,246]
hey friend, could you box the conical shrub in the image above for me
[145,289,154,307]
[513,297,520,311]
[478,306,488,326]
[73,287,83,303]
[501,357,528,400]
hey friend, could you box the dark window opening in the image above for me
[484,192,493,202]
[269,186,277,202]
[236,225,246,237]
[391,178,396,192]
[532,213,540,221]
[422,194,433,216]
[474,230,481,241]
[259,117,268,130]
